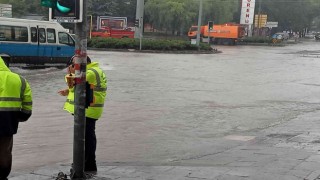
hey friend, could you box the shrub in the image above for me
[88,38,212,51]
[241,36,273,43]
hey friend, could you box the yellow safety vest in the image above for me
[64,62,107,119]
[0,57,32,114]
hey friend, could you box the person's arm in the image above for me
[87,70,96,85]
[19,79,32,122]
[16,111,31,122]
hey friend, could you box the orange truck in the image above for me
[91,27,134,39]
[188,26,205,39]
[188,23,246,45]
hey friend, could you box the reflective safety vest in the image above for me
[0,57,32,114]
[64,62,107,119]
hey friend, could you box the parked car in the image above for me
[305,33,315,39]
[315,33,320,40]
[272,32,289,40]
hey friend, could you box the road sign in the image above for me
[265,22,278,28]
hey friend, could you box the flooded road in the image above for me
[11,40,320,171]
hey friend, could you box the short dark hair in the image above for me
[68,55,91,65]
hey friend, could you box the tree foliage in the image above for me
[145,0,197,34]
[261,0,318,32]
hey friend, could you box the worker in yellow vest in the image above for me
[0,57,32,180]
[58,56,107,172]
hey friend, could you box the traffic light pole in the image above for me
[71,0,87,179]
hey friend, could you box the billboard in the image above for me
[240,0,256,25]
[0,4,12,18]
[97,16,127,30]
[254,14,267,28]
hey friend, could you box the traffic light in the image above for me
[58,0,73,13]
[135,19,140,27]
[41,0,83,23]
[208,21,213,31]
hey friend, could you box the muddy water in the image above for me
[11,40,320,171]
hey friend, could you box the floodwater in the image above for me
[11,40,320,171]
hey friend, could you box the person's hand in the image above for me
[58,89,69,96]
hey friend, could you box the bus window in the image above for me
[47,28,56,43]
[58,32,74,46]
[19,29,28,42]
[0,32,5,41]
[0,25,28,42]
[31,27,37,42]
[39,28,46,43]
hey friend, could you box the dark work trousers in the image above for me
[0,136,13,180]
[85,117,97,171]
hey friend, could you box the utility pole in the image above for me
[196,0,203,48]
[258,0,261,36]
[134,0,144,50]
[71,0,87,179]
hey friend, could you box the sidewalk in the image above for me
[9,110,320,180]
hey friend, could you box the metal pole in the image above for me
[207,22,210,45]
[89,15,92,39]
[71,0,87,179]
[139,19,142,50]
[196,0,203,48]
[258,0,261,36]
[135,0,144,41]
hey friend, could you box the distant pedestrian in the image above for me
[58,56,107,172]
[0,57,32,180]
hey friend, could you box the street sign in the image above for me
[265,22,278,28]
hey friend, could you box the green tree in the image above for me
[145,0,197,35]
[202,0,239,24]
[261,0,317,32]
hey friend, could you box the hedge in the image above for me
[88,37,213,51]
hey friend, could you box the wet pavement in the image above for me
[8,40,320,179]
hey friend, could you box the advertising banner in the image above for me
[240,0,256,25]
[0,4,12,18]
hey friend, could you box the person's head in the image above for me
[87,56,91,64]
[67,56,91,74]
[68,56,91,66]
